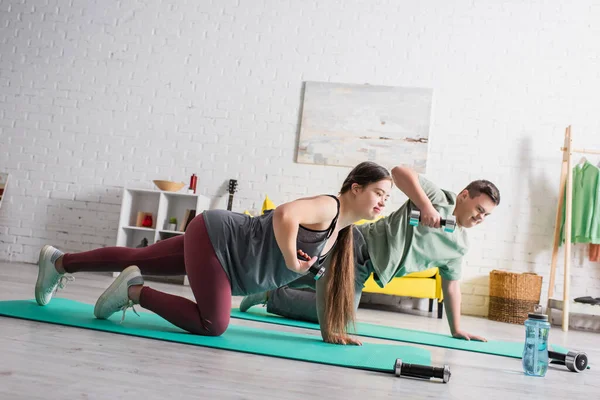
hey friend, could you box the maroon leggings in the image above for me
[62,214,231,336]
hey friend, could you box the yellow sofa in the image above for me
[362,268,444,319]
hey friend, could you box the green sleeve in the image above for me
[438,257,462,281]
[418,174,449,205]
[593,168,600,243]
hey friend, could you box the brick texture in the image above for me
[1,0,600,316]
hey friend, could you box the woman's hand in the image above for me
[323,333,362,346]
[296,249,318,273]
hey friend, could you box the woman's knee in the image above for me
[206,323,228,336]
[192,315,230,336]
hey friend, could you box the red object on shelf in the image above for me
[189,173,197,194]
[142,214,153,228]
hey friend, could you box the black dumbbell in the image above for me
[394,359,451,383]
[548,350,588,373]
[409,209,456,233]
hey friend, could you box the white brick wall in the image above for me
[1,0,600,316]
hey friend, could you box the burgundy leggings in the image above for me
[62,214,232,336]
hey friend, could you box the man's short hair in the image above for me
[463,180,500,205]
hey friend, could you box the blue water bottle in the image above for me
[522,304,550,377]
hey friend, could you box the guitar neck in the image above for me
[227,179,237,212]
[227,193,234,211]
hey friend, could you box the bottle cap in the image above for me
[527,304,548,321]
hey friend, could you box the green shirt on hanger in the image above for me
[560,160,600,244]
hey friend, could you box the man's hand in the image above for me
[442,279,488,342]
[452,329,487,342]
[420,204,441,228]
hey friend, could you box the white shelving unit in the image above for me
[115,187,211,285]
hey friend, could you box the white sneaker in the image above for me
[94,265,144,322]
[35,245,73,306]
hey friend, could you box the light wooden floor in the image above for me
[0,261,598,400]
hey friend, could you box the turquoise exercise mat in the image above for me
[0,298,431,373]
[230,307,578,362]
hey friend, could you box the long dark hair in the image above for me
[324,161,391,340]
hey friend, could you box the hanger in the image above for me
[577,156,587,166]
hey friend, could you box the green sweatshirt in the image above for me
[560,161,600,244]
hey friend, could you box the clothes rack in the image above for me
[547,125,600,331]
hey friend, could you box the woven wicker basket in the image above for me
[488,270,543,325]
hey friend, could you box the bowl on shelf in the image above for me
[153,180,186,192]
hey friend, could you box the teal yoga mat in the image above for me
[0,298,431,374]
[230,307,574,361]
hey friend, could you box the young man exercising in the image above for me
[240,165,500,344]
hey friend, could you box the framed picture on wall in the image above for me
[0,172,9,208]
[296,81,433,173]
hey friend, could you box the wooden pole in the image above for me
[562,125,573,331]
[548,141,569,303]
[560,147,600,155]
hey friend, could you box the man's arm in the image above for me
[391,166,441,228]
[391,166,432,209]
[442,278,487,342]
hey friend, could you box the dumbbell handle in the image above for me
[297,250,326,280]
[418,215,453,226]
[410,209,456,232]
[549,350,568,362]
[394,359,451,383]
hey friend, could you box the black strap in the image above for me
[323,194,340,239]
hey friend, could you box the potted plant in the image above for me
[167,217,177,231]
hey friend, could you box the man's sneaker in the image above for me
[94,265,144,322]
[239,291,268,312]
[35,245,73,306]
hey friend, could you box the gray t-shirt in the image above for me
[202,196,340,296]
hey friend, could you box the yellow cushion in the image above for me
[363,268,443,301]
[261,195,276,214]
[244,196,276,217]
[405,267,438,278]
[364,276,437,298]
[354,215,384,226]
